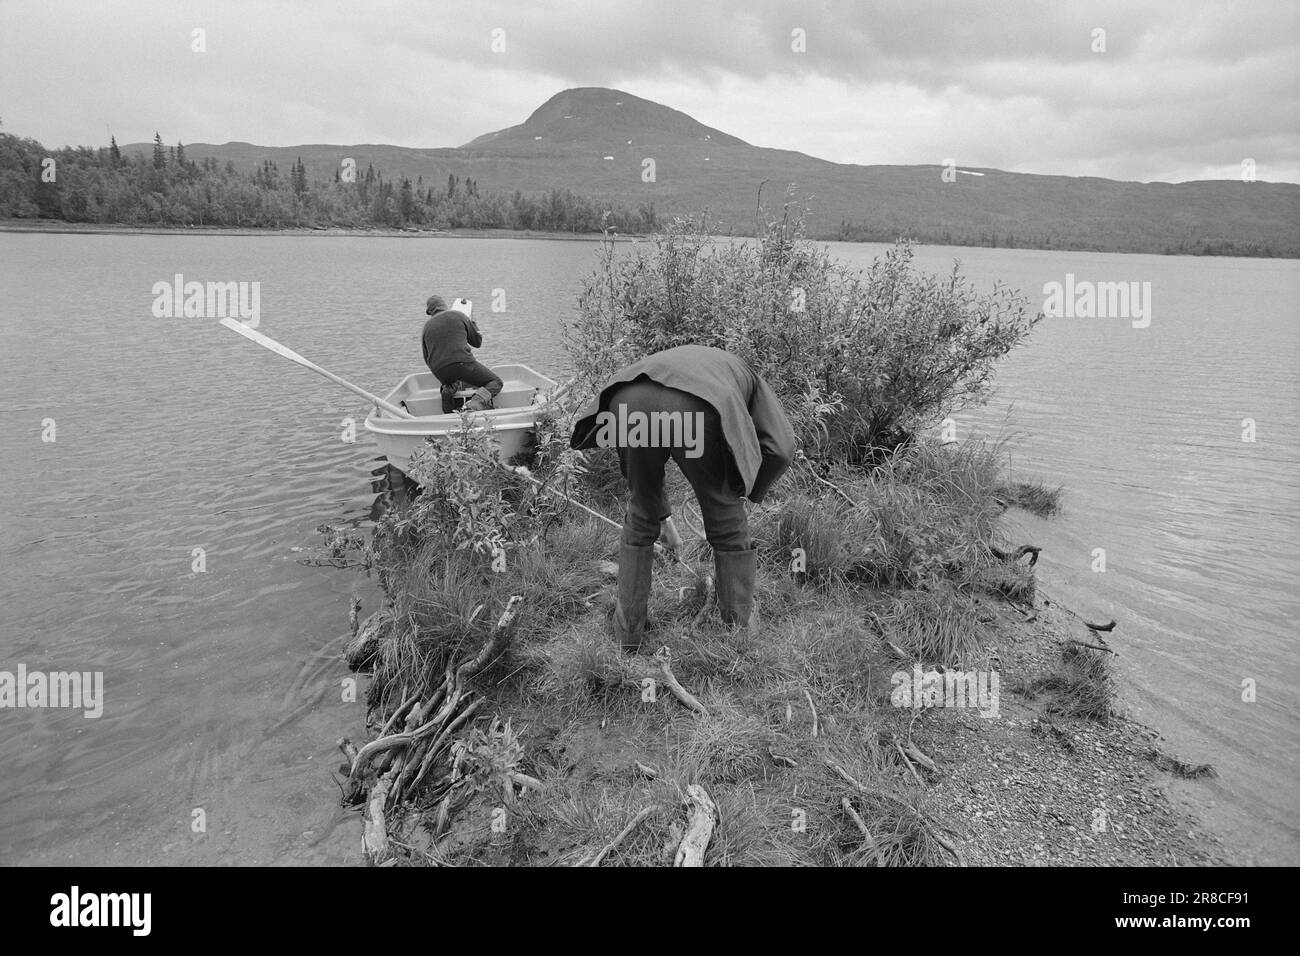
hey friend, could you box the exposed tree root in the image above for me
[344,595,535,862]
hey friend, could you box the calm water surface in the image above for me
[0,233,1295,864]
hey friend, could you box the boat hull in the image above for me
[363,364,559,475]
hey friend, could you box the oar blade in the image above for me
[217,316,414,419]
[219,316,313,368]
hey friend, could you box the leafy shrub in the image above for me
[566,209,1040,462]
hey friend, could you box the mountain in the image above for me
[462,87,750,153]
[124,87,1300,255]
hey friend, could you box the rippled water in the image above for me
[897,245,1300,865]
[0,233,1295,864]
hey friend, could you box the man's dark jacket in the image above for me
[421,309,481,374]
[570,345,796,503]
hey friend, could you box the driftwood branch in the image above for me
[931,831,966,867]
[795,453,860,508]
[363,770,396,862]
[841,797,880,862]
[903,740,938,775]
[1066,638,1117,654]
[624,651,708,717]
[585,806,660,867]
[895,739,925,786]
[992,543,1041,566]
[803,689,819,738]
[1009,600,1038,622]
[455,596,522,682]
[674,785,717,867]
[509,771,543,791]
[828,761,866,792]
[1039,586,1120,639]
[827,759,964,866]
[654,649,708,717]
[769,749,797,768]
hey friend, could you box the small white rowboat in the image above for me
[363,363,560,474]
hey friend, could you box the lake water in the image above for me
[0,233,1295,865]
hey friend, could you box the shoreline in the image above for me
[942,591,1227,865]
[3,219,1293,260]
[0,220,631,242]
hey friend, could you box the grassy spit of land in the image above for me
[318,214,1223,866]
[322,434,1221,867]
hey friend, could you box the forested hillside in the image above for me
[0,129,658,233]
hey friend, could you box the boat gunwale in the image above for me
[363,412,541,436]
[363,362,561,437]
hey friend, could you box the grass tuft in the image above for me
[1019,643,1116,722]
[997,479,1063,517]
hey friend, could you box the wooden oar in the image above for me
[218,317,414,419]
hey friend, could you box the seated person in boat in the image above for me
[421,295,503,412]
[570,344,795,651]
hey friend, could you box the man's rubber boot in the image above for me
[715,546,761,634]
[612,542,655,653]
[462,387,494,412]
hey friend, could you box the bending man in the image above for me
[570,344,795,651]
[421,294,502,412]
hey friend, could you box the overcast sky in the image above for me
[2,0,1296,183]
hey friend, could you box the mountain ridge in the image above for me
[121,86,1300,256]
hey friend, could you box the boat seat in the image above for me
[397,379,540,416]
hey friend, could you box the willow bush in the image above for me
[566,211,1041,463]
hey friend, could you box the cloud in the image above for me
[1,0,1295,182]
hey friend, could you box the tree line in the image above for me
[0,130,659,234]
[836,214,1288,258]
